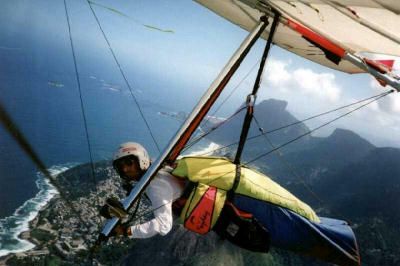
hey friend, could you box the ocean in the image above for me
[0,57,206,255]
[0,59,218,256]
[0,0,232,257]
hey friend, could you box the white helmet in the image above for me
[113,142,151,171]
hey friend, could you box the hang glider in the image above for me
[97,0,399,249]
[2,0,394,264]
[196,0,400,88]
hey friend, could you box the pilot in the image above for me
[108,142,185,238]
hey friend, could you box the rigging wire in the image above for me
[202,59,261,128]
[63,0,97,186]
[190,89,394,187]
[252,115,349,220]
[127,198,175,224]
[254,91,392,135]
[120,192,143,226]
[62,0,107,240]
[64,0,107,249]
[86,0,161,153]
[253,115,325,207]
[182,106,246,153]
[183,58,264,154]
[245,89,395,166]
[193,90,393,157]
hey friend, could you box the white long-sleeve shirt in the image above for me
[128,169,184,238]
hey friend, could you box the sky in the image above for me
[2,0,400,149]
[86,0,400,148]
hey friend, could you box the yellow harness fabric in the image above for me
[173,156,319,223]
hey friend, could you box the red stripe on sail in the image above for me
[286,19,346,58]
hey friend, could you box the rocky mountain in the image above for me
[314,147,400,219]
[206,99,311,157]
[206,99,375,184]
[268,128,375,185]
[308,147,400,266]
[305,128,375,169]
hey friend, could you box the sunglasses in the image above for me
[114,157,136,171]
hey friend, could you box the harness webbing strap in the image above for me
[234,12,280,165]
[228,164,242,201]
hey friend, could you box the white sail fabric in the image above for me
[195,0,400,74]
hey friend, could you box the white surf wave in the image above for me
[181,139,221,157]
[0,165,73,257]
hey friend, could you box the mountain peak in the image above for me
[327,128,374,148]
[257,99,288,112]
[330,128,361,138]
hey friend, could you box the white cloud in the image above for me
[258,58,400,147]
[332,90,400,147]
[365,100,380,112]
[264,59,291,88]
[389,96,400,113]
[293,68,341,102]
[263,58,342,102]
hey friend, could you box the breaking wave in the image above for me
[182,139,221,157]
[0,165,72,257]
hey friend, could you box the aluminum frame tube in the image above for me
[99,17,269,239]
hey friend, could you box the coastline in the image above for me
[0,161,128,265]
[0,168,61,264]
[0,200,51,265]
